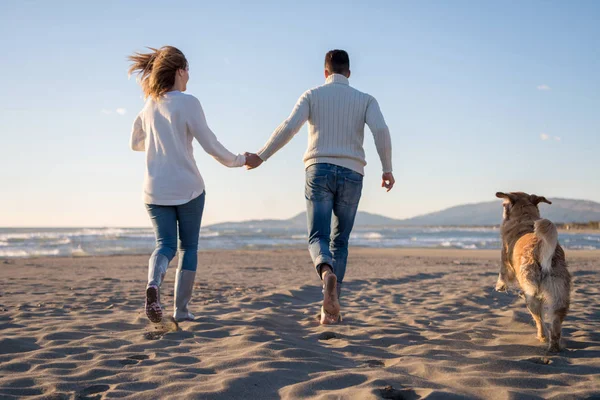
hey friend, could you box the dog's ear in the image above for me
[496,192,514,203]
[530,194,552,205]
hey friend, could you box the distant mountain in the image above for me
[206,198,600,229]
[208,211,402,230]
[402,198,600,226]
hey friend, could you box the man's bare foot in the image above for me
[321,271,341,325]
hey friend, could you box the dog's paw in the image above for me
[537,335,548,343]
[495,282,508,292]
[547,342,561,353]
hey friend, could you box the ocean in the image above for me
[0,226,599,258]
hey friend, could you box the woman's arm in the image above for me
[187,97,245,167]
[130,112,145,151]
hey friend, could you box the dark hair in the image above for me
[128,46,188,99]
[324,50,350,75]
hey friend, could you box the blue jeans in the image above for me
[145,192,205,272]
[305,163,363,284]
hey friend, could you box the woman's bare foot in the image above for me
[320,270,341,325]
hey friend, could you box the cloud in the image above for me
[540,133,549,141]
[101,108,127,116]
[554,136,561,141]
[537,84,551,91]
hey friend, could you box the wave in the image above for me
[569,245,597,250]
[0,228,154,241]
[0,227,597,258]
[201,231,220,238]
[0,248,61,257]
[360,232,384,240]
[439,241,479,249]
[423,227,499,233]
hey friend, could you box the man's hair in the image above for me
[324,50,350,75]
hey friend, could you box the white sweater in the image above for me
[257,74,392,175]
[130,91,245,205]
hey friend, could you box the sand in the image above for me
[0,248,599,399]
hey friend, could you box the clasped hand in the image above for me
[244,152,263,170]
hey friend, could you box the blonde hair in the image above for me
[128,46,188,99]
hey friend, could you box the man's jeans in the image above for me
[305,163,363,285]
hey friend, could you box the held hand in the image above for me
[244,152,264,170]
[381,172,395,192]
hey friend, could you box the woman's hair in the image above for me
[128,46,188,99]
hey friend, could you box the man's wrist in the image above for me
[256,151,267,162]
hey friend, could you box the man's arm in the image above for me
[366,97,395,191]
[365,97,393,173]
[256,92,310,162]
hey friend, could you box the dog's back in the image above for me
[509,218,558,278]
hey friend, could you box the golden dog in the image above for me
[495,192,572,352]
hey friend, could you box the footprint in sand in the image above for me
[144,317,180,340]
[525,357,553,365]
[379,385,419,400]
[143,331,164,340]
[119,359,139,365]
[318,331,338,340]
[128,354,150,360]
[41,394,70,400]
[75,384,110,399]
[362,359,385,368]
[119,354,150,365]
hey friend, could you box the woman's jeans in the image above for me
[145,192,206,272]
[305,164,363,284]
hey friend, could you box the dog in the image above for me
[495,191,572,352]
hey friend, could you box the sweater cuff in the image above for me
[236,154,247,167]
[256,150,269,162]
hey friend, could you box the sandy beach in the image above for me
[1,248,599,399]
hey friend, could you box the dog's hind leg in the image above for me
[495,256,513,292]
[520,263,546,343]
[525,294,547,343]
[541,265,571,353]
[495,272,508,292]
[548,306,568,352]
[545,279,570,353]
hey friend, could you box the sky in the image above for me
[0,0,598,227]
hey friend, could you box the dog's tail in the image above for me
[535,218,558,274]
[535,219,570,316]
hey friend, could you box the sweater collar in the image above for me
[325,74,349,85]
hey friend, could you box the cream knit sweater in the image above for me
[130,91,245,205]
[257,74,392,175]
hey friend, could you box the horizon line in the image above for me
[1,196,598,229]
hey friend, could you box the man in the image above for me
[245,50,394,324]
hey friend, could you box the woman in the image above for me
[128,46,245,323]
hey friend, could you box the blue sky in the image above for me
[1,0,598,227]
